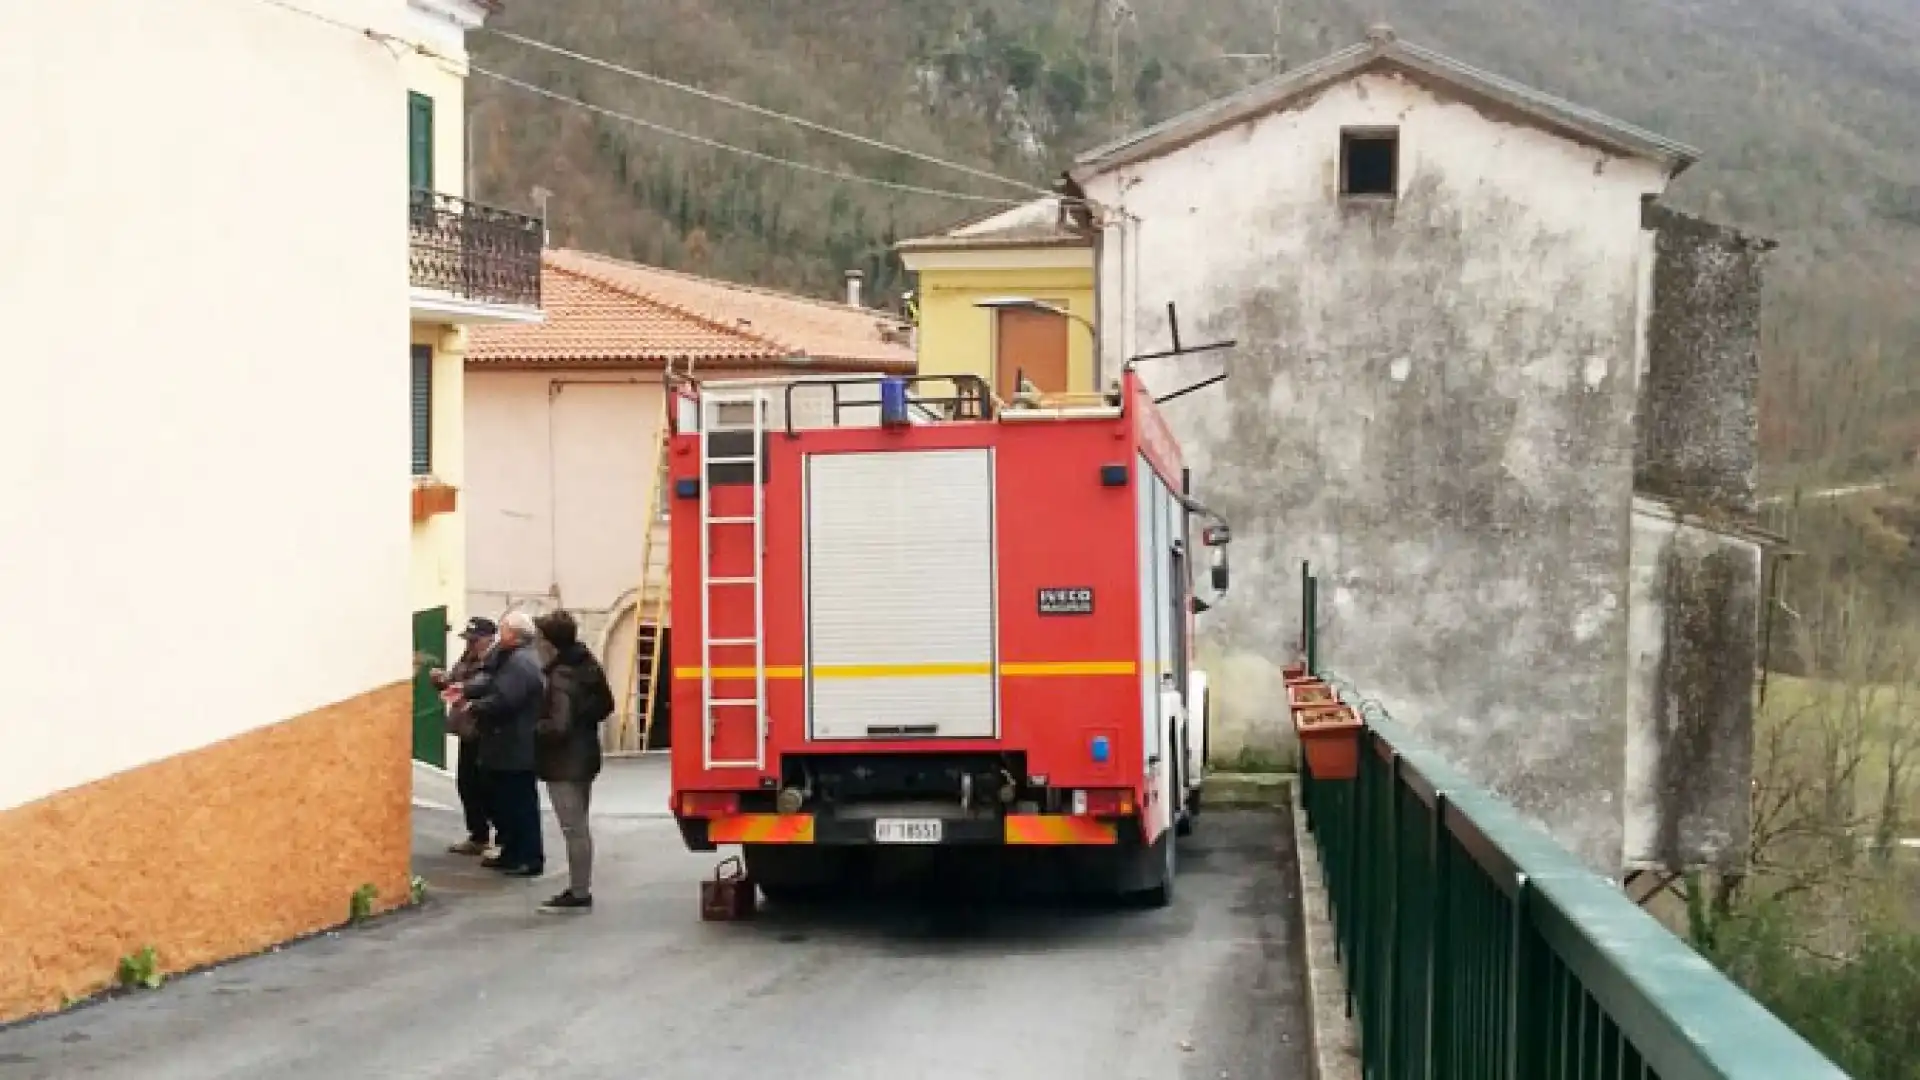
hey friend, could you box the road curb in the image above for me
[1292,784,1360,1080]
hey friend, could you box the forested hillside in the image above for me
[468,0,1920,483]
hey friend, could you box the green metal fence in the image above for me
[1294,565,1849,1080]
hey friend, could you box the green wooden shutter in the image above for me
[411,345,433,475]
[411,606,449,767]
[408,91,434,192]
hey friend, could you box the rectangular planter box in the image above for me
[1295,702,1362,780]
[411,481,459,523]
[1288,682,1337,708]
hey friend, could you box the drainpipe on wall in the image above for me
[464,98,474,202]
[1091,224,1107,389]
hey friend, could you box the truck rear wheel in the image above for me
[743,845,840,906]
[756,880,827,906]
[1127,828,1177,908]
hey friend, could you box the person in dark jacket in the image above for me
[532,609,615,912]
[458,611,547,877]
[432,616,497,856]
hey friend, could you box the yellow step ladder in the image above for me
[618,362,689,754]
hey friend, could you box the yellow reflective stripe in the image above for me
[672,665,803,680]
[1000,661,1137,676]
[672,660,1139,680]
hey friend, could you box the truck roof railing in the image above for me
[671,372,1130,436]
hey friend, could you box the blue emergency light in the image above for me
[879,376,911,427]
[1091,735,1111,764]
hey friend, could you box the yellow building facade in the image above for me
[896,198,1097,397]
[402,1,545,768]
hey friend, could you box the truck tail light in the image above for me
[676,791,740,818]
[1074,789,1135,817]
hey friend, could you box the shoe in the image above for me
[538,890,593,913]
[480,855,506,869]
[448,840,487,856]
[502,864,544,878]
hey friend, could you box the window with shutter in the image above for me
[408,92,434,193]
[411,345,433,475]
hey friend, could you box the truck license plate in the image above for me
[874,819,943,844]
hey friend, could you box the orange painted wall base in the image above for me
[0,681,413,1022]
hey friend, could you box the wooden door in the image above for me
[994,306,1071,397]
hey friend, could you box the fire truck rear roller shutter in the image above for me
[805,448,998,741]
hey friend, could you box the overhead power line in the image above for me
[482,27,1055,199]
[235,0,1038,208]
[250,0,393,41]
[470,67,1025,206]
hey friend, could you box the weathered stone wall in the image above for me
[1636,205,1768,514]
[1620,206,1770,871]
[1083,72,1671,871]
[1623,503,1761,870]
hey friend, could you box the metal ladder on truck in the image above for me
[621,363,692,756]
[698,387,769,771]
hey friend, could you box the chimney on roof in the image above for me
[530,185,553,244]
[845,269,864,308]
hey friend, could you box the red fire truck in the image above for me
[664,368,1232,906]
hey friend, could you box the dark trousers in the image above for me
[455,741,493,845]
[487,769,545,871]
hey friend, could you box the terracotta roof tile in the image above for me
[468,250,914,371]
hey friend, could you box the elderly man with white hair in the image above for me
[456,609,548,877]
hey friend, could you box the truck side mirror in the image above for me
[1210,547,1230,593]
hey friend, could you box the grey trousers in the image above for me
[545,780,594,895]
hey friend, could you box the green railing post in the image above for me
[1383,752,1403,1077]
[1300,741,1313,830]
[1504,875,1531,1080]
[1305,573,1319,676]
[1427,792,1451,1080]
[1300,559,1311,670]
[1349,740,1366,1020]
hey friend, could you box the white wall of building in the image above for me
[464,371,665,633]
[0,0,412,810]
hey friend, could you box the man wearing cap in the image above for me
[458,611,547,877]
[432,616,498,857]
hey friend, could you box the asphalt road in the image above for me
[0,764,1311,1080]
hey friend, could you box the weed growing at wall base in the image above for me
[348,883,378,924]
[115,946,162,991]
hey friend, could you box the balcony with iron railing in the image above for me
[408,189,544,324]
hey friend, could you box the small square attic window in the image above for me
[1341,127,1399,198]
